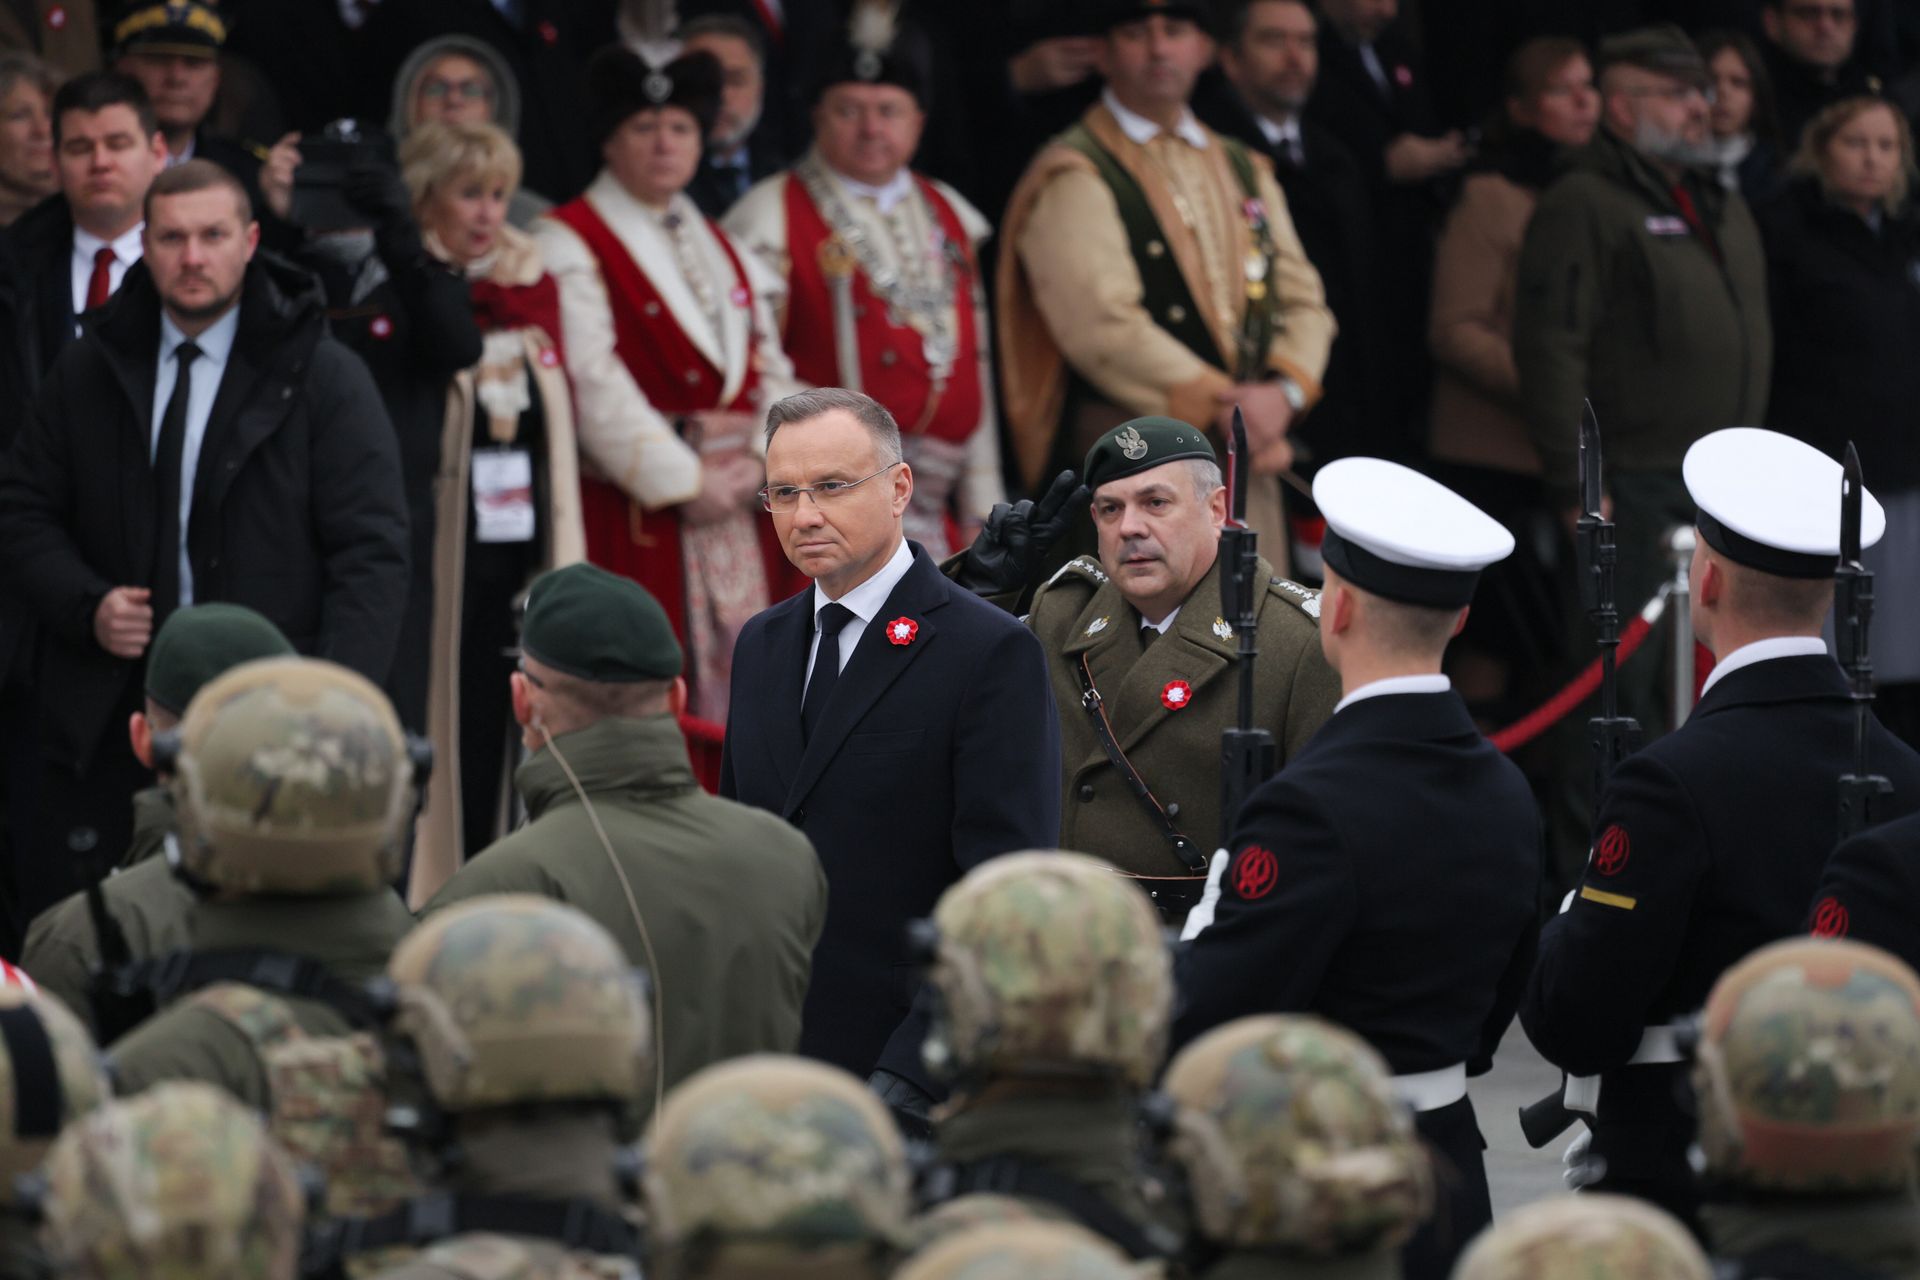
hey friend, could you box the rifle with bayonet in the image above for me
[1219,408,1277,850]
[1518,400,1642,1149]
[1836,441,1892,841]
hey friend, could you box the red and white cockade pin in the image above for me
[369,315,394,339]
[45,5,67,29]
[885,616,919,646]
[538,347,560,367]
[1161,679,1192,710]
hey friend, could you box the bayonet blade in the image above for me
[1227,407,1250,530]
[1580,400,1603,519]
[1842,441,1864,566]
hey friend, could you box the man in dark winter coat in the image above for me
[0,159,409,917]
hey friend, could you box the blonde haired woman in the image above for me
[401,120,586,900]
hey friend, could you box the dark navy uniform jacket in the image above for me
[1522,654,1920,1194]
[1173,688,1541,1073]
[1808,806,1920,975]
[721,543,1062,1096]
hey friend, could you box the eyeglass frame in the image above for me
[758,461,900,513]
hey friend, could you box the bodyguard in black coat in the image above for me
[0,170,408,906]
[1174,458,1538,1280]
[1521,428,1920,1233]
[721,389,1061,1118]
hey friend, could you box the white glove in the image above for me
[1180,850,1229,941]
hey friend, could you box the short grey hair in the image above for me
[764,388,905,465]
[1186,458,1224,500]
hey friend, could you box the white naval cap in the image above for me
[1312,458,1515,608]
[1684,427,1885,579]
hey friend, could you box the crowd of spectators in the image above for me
[3,0,1920,937]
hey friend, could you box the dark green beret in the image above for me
[1097,0,1214,35]
[1083,416,1217,493]
[1599,24,1709,88]
[522,563,683,683]
[145,604,294,715]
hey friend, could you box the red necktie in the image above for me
[1669,183,1719,262]
[85,245,115,311]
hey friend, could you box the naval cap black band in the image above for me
[1695,509,1837,580]
[0,1005,63,1140]
[1320,529,1482,609]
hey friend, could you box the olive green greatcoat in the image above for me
[423,714,828,1125]
[23,787,195,1035]
[103,889,417,1104]
[1023,552,1338,877]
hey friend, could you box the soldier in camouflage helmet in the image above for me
[336,895,651,1280]
[102,657,422,1220]
[1451,1194,1711,1280]
[893,1219,1146,1279]
[641,1054,911,1279]
[37,1080,306,1280]
[0,987,111,1280]
[916,850,1181,1266]
[1692,937,1920,1278]
[1161,1015,1432,1279]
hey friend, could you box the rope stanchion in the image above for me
[1489,587,1671,755]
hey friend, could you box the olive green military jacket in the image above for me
[1022,552,1337,877]
[105,889,416,1104]
[22,788,196,1035]
[424,715,827,1125]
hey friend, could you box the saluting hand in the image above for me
[954,469,1091,597]
[94,586,153,659]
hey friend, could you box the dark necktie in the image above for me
[85,246,114,311]
[802,603,856,742]
[151,340,202,621]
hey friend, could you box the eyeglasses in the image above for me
[420,78,494,102]
[760,462,898,512]
[1624,84,1715,104]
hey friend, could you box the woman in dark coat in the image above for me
[1759,95,1920,743]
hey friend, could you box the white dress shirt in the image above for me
[1103,88,1211,150]
[1698,636,1829,698]
[1333,673,1451,715]
[150,305,241,607]
[1255,113,1306,165]
[70,223,144,321]
[805,538,916,689]
[835,167,916,215]
[1141,604,1182,636]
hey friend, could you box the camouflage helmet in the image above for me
[385,894,653,1113]
[1162,1014,1432,1256]
[642,1055,910,1272]
[893,1220,1142,1280]
[168,656,418,895]
[38,1081,307,1280]
[905,1193,1045,1257]
[1694,936,1920,1193]
[0,985,109,1187]
[1452,1194,1711,1280]
[923,850,1171,1088]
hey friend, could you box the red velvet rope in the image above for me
[1488,590,1669,754]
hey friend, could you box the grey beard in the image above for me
[1634,116,1718,168]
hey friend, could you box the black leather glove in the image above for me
[343,163,425,266]
[868,1067,936,1144]
[953,469,1091,597]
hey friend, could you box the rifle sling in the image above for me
[1074,654,1206,873]
[110,948,385,1030]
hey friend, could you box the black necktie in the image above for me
[802,603,856,742]
[151,339,202,621]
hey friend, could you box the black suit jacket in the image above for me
[1174,690,1541,1077]
[1522,655,1920,1193]
[721,543,1062,1091]
[0,254,410,771]
[1812,807,1920,976]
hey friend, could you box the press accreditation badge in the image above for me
[472,449,535,543]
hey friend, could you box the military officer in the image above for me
[1693,938,1920,1278]
[422,563,827,1119]
[319,895,651,1280]
[1173,457,1539,1280]
[915,851,1180,1264]
[954,417,1338,919]
[21,603,292,1035]
[1161,1015,1433,1280]
[1521,428,1920,1232]
[102,656,423,1220]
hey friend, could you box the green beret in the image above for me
[1599,24,1709,88]
[1083,416,1217,493]
[521,563,683,683]
[144,604,294,715]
